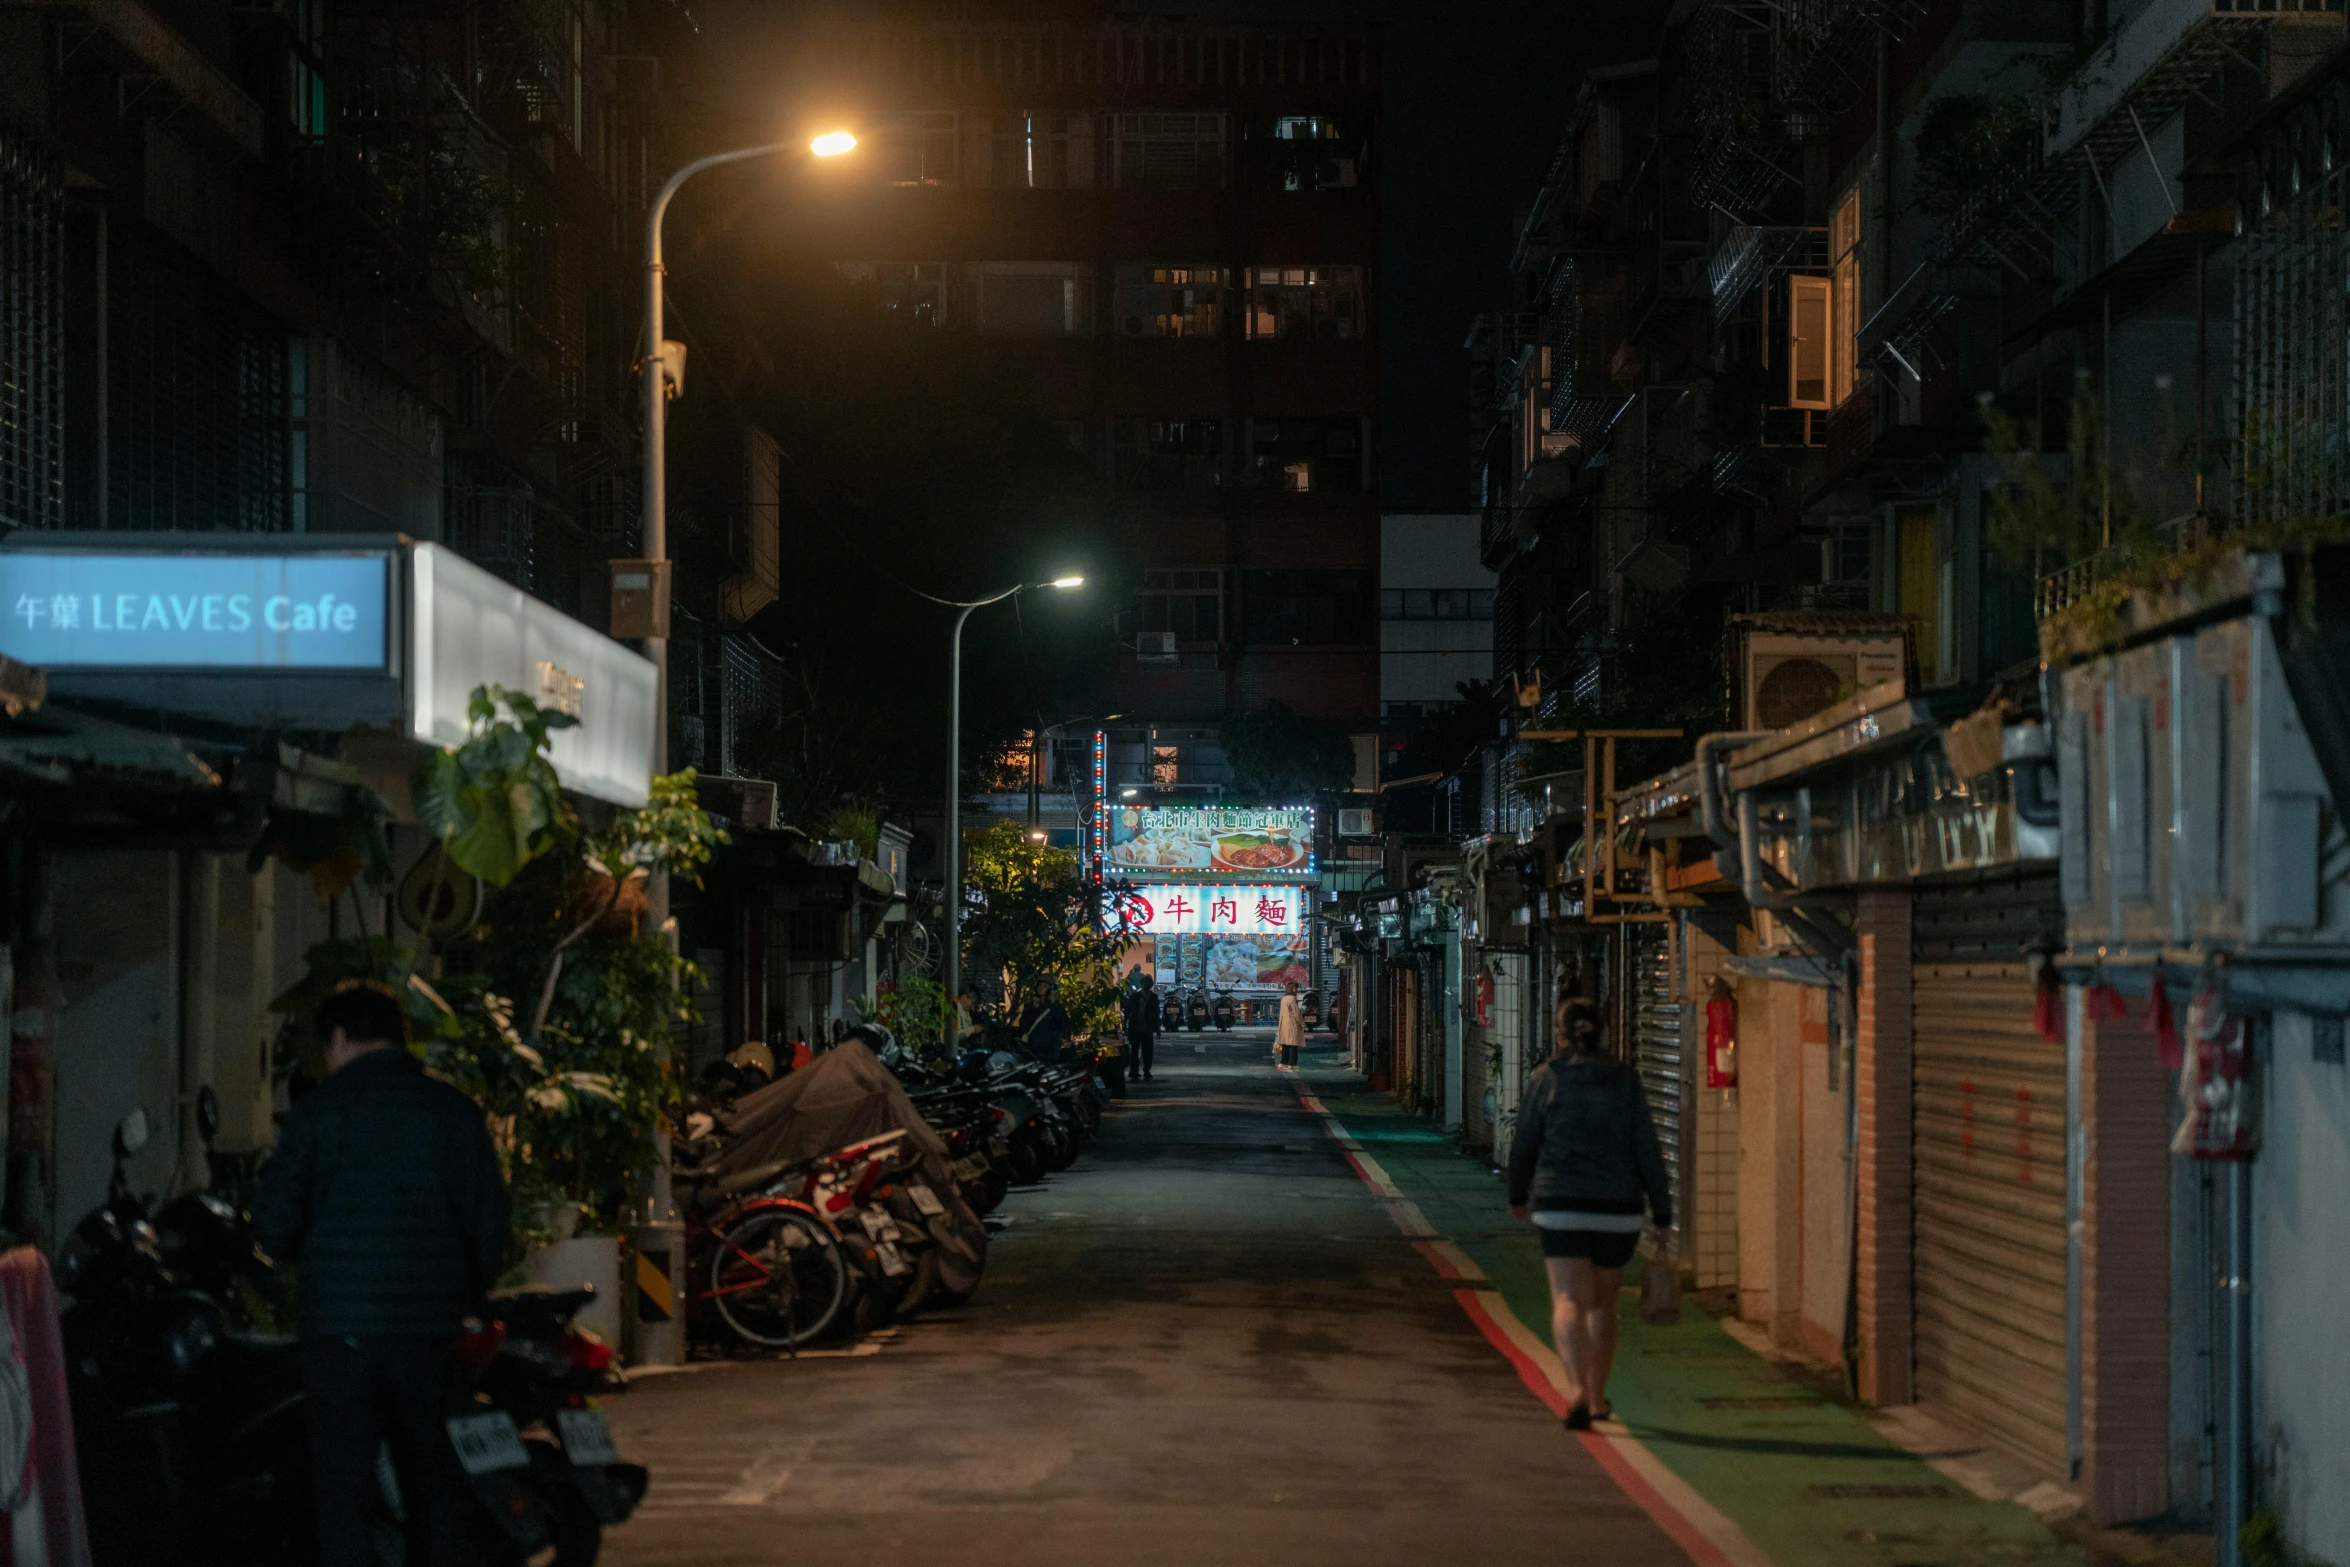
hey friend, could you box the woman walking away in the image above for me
[1506,998,1672,1431]
[1274,980,1306,1069]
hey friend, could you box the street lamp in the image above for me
[630,129,852,1369]
[640,128,856,776]
[914,575,1084,1052]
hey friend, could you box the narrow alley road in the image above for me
[599,1032,1696,1567]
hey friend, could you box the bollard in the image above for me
[626,1220,686,1367]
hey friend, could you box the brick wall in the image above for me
[1854,890,1913,1407]
[2079,996,2173,1524]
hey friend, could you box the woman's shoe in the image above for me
[1564,1403,1593,1432]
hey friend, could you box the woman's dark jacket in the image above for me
[251,1049,509,1339]
[1505,1051,1673,1229]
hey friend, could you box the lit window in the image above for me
[1246,417,1363,493]
[1243,266,1364,340]
[1114,266,1225,338]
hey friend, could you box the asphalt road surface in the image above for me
[600,1032,1693,1567]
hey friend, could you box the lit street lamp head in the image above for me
[810,131,858,158]
[1047,575,1084,589]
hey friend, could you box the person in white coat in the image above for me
[1274,980,1306,1069]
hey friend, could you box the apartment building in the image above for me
[761,2,1385,773]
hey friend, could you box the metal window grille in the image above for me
[109,223,290,532]
[0,133,65,532]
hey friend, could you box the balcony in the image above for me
[2045,0,2340,173]
[1708,225,1825,320]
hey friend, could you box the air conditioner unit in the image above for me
[1731,619,1907,731]
[1136,632,1178,664]
[1338,807,1379,838]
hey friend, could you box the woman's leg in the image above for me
[1587,1264,1626,1415]
[1543,1256,1599,1411]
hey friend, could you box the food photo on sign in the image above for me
[1107,807,1315,877]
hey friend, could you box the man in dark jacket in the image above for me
[1120,971,1161,1086]
[1504,998,1672,1428]
[252,985,508,1566]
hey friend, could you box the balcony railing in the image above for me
[2046,0,2341,173]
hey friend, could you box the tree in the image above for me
[958,823,1133,1049]
[1222,702,1359,802]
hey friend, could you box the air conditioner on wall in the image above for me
[1732,619,1908,731]
[1337,807,1378,838]
[1136,632,1178,663]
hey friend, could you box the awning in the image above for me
[0,535,656,806]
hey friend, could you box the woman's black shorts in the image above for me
[1536,1227,1639,1268]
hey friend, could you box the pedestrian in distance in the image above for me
[251,984,510,1567]
[1505,996,1672,1432]
[1274,979,1306,1069]
[1122,970,1162,1084]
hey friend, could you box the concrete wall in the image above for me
[2255,1011,2350,1560]
[1736,968,1800,1335]
[1379,512,1494,711]
[50,852,182,1239]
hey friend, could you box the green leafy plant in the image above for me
[413,686,575,889]
[870,973,954,1060]
[1913,94,2039,226]
[960,823,1132,1045]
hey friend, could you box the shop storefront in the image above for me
[0,533,656,1244]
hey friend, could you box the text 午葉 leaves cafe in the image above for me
[0,533,655,1250]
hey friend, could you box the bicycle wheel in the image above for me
[707,1207,850,1347]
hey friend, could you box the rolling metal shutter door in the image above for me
[1911,873,2068,1478]
[1631,926,1683,1224]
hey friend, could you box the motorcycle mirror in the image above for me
[196,1085,220,1145]
[115,1107,150,1158]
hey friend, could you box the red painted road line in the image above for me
[1293,1071,1744,1567]
[1453,1291,1739,1567]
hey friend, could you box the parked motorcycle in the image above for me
[65,1094,644,1567]
[1211,992,1236,1031]
[1185,991,1211,1031]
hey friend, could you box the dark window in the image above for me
[1124,568,1223,644]
[1114,419,1223,490]
[1109,114,1226,191]
[1380,588,1495,620]
[1243,115,1371,192]
[1242,569,1374,645]
[834,262,953,326]
[875,112,958,187]
[1246,416,1362,493]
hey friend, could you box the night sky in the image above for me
[1156,0,1666,511]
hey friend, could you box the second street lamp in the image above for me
[921,575,1084,1053]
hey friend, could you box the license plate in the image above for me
[950,1156,986,1181]
[858,1208,899,1241]
[874,1241,908,1276]
[555,1408,622,1468]
[447,1411,530,1476]
[906,1183,947,1217]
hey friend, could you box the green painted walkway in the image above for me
[1297,1048,2086,1567]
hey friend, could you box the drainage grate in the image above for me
[1805,1484,1956,1501]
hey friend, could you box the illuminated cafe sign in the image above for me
[0,552,390,669]
[1110,884,1310,935]
[0,537,657,808]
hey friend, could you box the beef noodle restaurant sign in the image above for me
[0,536,655,806]
[1112,884,1309,934]
[1106,806,1315,879]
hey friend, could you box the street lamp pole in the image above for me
[640,130,857,777]
[926,577,1084,1055]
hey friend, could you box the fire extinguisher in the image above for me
[1704,977,1737,1089]
[2173,981,2256,1160]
